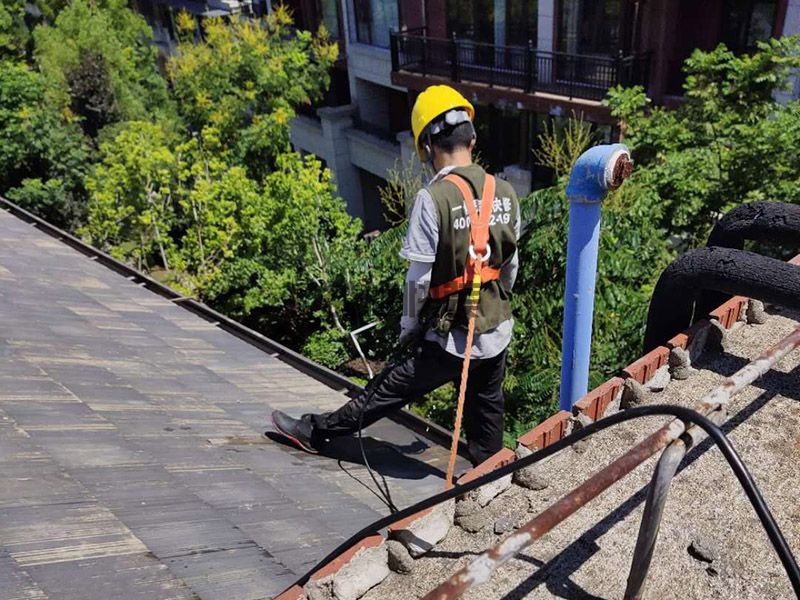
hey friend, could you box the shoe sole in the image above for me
[270,414,319,454]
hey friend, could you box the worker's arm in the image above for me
[399,189,439,342]
[400,261,432,345]
[500,194,522,291]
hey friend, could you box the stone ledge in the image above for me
[709,295,748,329]
[274,585,305,600]
[457,447,516,485]
[666,319,712,350]
[311,535,385,582]
[388,500,455,558]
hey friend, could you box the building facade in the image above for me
[133,0,800,230]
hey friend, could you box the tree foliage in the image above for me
[82,121,177,269]
[0,0,27,58]
[34,0,174,128]
[74,9,351,367]
[167,6,337,180]
[606,36,800,242]
[0,59,89,226]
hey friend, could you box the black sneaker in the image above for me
[270,410,318,454]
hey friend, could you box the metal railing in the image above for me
[390,30,651,101]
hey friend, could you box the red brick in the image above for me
[574,377,624,421]
[273,586,304,600]
[622,346,669,385]
[517,410,571,450]
[709,295,747,328]
[666,319,711,350]
[311,535,384,581]
[387,508,433,534]
[456,447,516,485]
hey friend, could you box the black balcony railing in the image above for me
[390,30,650,101]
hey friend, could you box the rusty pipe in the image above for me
[422,418,687,600]
[623,326,800,599]
[425,325,800,599]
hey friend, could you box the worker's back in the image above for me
[423,164,518,335]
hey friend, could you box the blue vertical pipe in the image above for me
[559,143,631,411]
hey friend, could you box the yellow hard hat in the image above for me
[411,85,474,160]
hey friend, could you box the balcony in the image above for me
[390,29,650,102]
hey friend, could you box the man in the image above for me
[271,85,520,467]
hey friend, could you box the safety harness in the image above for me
[439,172,497,489]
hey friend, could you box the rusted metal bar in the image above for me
[425,325,800,600]
[422,419,687,600]
[698,325,800,412]
[625,324,800,599]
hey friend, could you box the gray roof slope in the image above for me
[0,209,464,600]
[365,309,800,599]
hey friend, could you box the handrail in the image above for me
[393,30,650,63]
[390,30,651,101]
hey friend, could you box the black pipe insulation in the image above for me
[706,202,800,249]
[643,247,800,352]
[697,202,800,318]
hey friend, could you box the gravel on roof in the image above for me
[365,307,800,600]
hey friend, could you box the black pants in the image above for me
[310,341,507,467]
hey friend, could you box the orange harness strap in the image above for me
[429,175,499,300]
[441,173,496,489]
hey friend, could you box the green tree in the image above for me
[82,121,178,270]
[33,0,174,132]
[606,36,800,242]
[65,50,121,138]
[0,60,89,226]
[0,0,27,58]
[201,152,366,367]
[167,7,337,179]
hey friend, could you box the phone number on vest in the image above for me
[453,197,513,230]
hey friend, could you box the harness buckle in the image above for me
[468,244,491,262]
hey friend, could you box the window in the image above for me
[722,0,777,53]
[506,0,537,47]
[354,0,399,47]
[319,0,340,39]
[447,0,495,43]
[558,0,621,56]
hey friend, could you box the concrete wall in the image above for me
[785,0,800,35]
[354,78,391,129]
[347,128,401,177]
[776,0,800,102]
[348,42,399,90]
[500,165,533,198]
[290,107,367,220]
[290,106,405,229]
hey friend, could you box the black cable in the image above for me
[348,338,421,514]
[337,459,398,510]
[357,394,399,513]
[283,404,800,597]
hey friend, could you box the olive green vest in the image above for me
[422,164,518,335]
